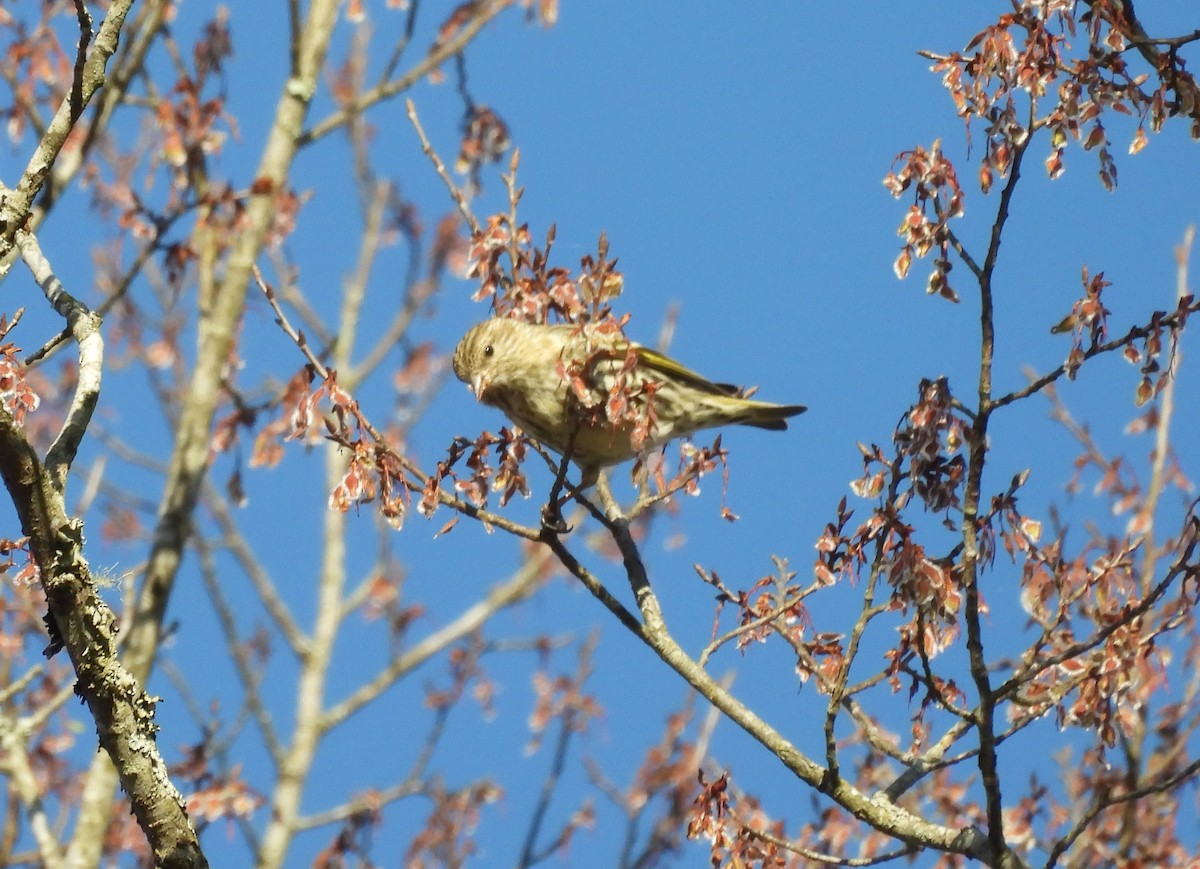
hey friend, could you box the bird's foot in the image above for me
[540,500,573,535]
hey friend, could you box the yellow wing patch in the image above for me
[633,345,739,396]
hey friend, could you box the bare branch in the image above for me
[299,0,514,148]
[14,230,103,490]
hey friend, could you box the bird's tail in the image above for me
[735,401,807,431]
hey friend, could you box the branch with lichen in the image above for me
[0,249,206,865]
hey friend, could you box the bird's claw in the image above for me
[540,502,573,535]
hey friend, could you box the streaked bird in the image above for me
[452,318,805,472]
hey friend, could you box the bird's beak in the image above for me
[469,372,488,400]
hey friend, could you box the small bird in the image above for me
[452,318,805,473]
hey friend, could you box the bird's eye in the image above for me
[483,344,494,358]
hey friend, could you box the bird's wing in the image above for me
[631,345,740,397]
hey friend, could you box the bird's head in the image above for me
[452,318,518,405]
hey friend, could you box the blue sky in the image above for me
[10,2,1200,866]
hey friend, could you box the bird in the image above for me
[451,318,805,474]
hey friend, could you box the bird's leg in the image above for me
[541,425,581,534]
[541,456,574,534]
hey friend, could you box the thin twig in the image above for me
[405,98,481,236]
[299,0,514,147]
